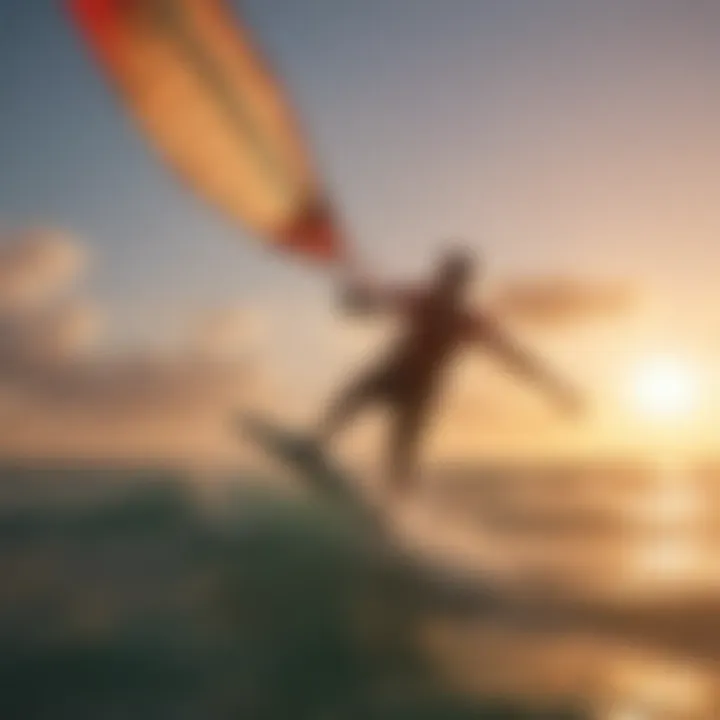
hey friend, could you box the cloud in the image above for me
[489,276,638,328]
[1,357,262,464]
[0,301,100,373]
[0,229,87,312]
[187,306,265,361]
[0,229,603,465]
[0,230,270,465]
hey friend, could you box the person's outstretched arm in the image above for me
[470,314,584,416]
[337,271,419,317]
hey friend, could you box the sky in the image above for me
[1,0,719,463]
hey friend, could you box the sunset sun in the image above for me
[630,357,698,421]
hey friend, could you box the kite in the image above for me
[67,0,344,263]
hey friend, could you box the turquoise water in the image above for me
[0,462,717,718]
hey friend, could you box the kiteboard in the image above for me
[237,413,379,527]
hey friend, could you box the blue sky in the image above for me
[2,1,720,452]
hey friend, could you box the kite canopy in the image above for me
[68,0,343,263]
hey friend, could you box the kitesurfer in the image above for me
[316,243,583,493]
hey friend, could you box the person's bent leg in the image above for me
[316,369,383,444]
[386,401,426,495]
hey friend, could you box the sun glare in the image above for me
[630,357,697,421]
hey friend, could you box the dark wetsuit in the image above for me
[319,286,484,491]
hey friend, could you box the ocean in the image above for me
[0,460,718,719]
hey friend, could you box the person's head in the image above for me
[436,243,480,297]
